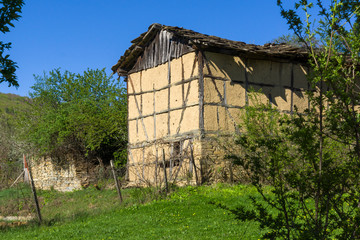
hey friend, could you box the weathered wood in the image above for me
[181,57,185,107]
[171,140,187,184]
[26,155,42,224]
[127,76,199,96]
[128,134,198,150]
[198,50,205,137]
[190,144,199,186]
[110,160,123,204]
[128,102,199,122]
[10,171,24,188]
[167,45,172,136]
[244,58,249,105]
[169,143,173,181]
[153,84,156,139]
[142,147,145,180]
[154,147,159,185]
[203,74,308,92]
[162,149,169,193]
[112,24,309,76]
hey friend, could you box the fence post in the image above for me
[25,155,42,224]
[110,160,123,203]
[162,149,169,193]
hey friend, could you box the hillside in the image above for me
[0,92,30,117]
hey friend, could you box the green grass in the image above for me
[0,184,266,239]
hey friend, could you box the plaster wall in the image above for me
[127,52,201,184]
[199,51,309,181]
[203,51,309,133]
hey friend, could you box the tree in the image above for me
[24,69,127,165]
[226,1,360,239]
[270,33,320,48]
[0,0,24,87]
[0,93,30,187]
[270,34,306,48]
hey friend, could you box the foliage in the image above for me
[24,69,127,165]
[0,92,31,187]
[227,1,360,238]
[270,34,307,48]
[0,0,24,87]
[229,93,357,239]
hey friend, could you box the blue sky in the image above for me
[1,0,294,97]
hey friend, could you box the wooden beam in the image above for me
[128,102,199,121]
[198,50,205,137]
[128,76,149,141]
[167,46,172,136]
[176,55,198,134]
[244,58,249,106]
[127,76,199,96]
[162,149,169,193]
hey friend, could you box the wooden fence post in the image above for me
[110,160,123,203]
[24,155,42,224]
[162,149,169,193]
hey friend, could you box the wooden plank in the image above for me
[154,33,160,67]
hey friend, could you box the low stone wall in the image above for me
[30,158,90,192]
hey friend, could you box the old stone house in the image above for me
[112,23,310,185]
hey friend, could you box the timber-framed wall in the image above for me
[112,24,310,185]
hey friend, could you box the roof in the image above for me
[112,23,308,75]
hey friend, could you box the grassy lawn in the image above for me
[0,184,266,239]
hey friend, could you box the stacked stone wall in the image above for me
[30,158,95,192]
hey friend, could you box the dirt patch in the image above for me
[0,215,34,228]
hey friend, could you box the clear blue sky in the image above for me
[1,0,293,97]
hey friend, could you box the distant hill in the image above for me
[0,92,31,116]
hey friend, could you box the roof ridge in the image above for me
[112,24,309,74]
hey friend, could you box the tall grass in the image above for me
[0,184,266,239]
